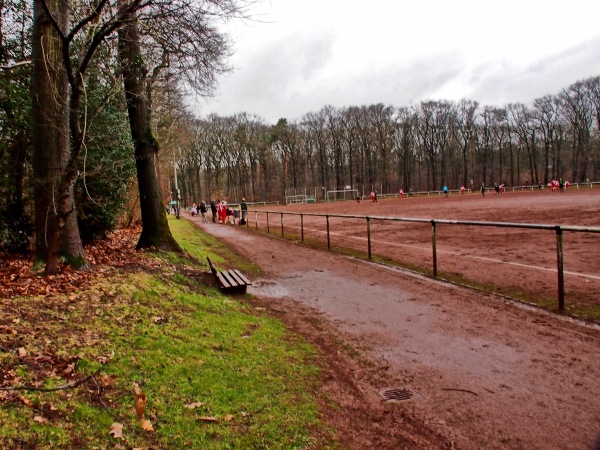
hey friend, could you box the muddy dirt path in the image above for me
[188,214,600,449]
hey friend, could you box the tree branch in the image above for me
[0,60,33,70]
[67,0,111,42]
[0,366,104,392]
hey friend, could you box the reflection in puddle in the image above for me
[249,280,289,298]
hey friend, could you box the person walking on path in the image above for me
[210,199,217,222]
[199,201,208,223]
[240,198,248,225]
[218,200,228,224]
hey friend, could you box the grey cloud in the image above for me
[199,34,600,124]
[301,54,466,110]
[200,31,335,121]
[234,31,334,96]
[468,37,600,105]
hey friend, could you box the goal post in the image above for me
[326,189,359,202]
[285,194,309,205]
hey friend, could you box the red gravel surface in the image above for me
[186,188,600,449]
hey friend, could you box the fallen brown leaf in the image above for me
[140,418,154,431]
[109,422,124,439]
[184,401,205,409]
[62,363,75,376]
[133,383,147,419]
[198,416,218,422]
[101,374,116,388]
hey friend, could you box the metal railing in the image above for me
[247,210,600,311]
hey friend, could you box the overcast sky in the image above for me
[192,0,600,124]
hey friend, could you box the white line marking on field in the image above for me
[279,224,600,282]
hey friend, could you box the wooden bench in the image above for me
[207,257,251,294]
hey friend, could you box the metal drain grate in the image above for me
[380,388,413,402]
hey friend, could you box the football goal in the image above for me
[285,194,309,205]
[326,189,359,202]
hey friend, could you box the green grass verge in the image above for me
[167,217,260,275]
[0,218,336,449]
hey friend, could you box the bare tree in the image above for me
[488,107,508,185]
[393,107,417,191]
[583,76,600,133]
[560,81,593,182]
[452,99,478,188]
[369,104,395,193]
[533,95,560,183]
[508,103,539,185]
[303,110,329,195]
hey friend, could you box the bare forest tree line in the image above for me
[176,75,600,204]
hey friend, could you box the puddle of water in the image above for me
[249,280,289,298]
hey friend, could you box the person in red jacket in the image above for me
[217,200,227,223]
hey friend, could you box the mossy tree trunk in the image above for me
[118,5,180,251]
[31,0,87,274]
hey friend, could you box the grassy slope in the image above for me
[0,217,336,449]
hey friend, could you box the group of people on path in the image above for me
[202,198,248,225]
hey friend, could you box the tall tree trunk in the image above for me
[31,0,67,263]
[32,0,86,273]
[118,8,180,251]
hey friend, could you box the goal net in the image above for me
[326,189,359,202]
[285,194,309,205]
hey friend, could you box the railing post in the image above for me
[301,214,304,243]
[326,214,331,250]
[367,217,372,260]
[431,220,438,277]
[281,212,284,237]
[556,226,565,311]
[266,212,270,234]
[254,212,258,230]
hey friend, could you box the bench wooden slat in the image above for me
[230,269,252,286]
[220,270,240,288]
[227,270,246,286]
[216,272,232,288]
